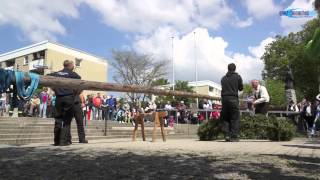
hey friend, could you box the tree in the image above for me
[265,79,286,108]
[262,18,320,100]
[151,78,170,86]
[155,80,195,107]
[111,50,168,102]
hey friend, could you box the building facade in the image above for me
[188,80,221,98]
[0,41,108,96]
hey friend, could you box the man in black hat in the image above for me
[221,63,243,142]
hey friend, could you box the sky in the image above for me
[0,0,318,84]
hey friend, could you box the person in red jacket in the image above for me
[92,93,103,120]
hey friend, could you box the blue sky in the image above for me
[0,0,317,83]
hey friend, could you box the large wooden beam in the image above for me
[27,75,220,100]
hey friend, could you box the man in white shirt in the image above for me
[251,80,270,115]
[164,101,173,110]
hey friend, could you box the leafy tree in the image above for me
[262,18,320,100]
[151,78,169,86]
[265,79,286,108]
[155,80,195,107]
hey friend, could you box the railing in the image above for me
[154,108,302,124]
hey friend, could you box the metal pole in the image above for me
[193,31,199,108]
[171,36,175,96]
[104,113,107,136]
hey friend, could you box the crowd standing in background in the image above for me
[0,85,319,133]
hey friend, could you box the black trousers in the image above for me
[221,96,240,138]
[255,102,269,115]
[54,96,74,145]
[70,102,86,142]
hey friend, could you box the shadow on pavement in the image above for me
[0,145,318,180]
[282,144,320,150]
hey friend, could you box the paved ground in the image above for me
[0,138,319,180]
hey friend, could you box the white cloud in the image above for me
[248,37,275,58]
[134,27,271,83]
[0,0,255,42]
[280,0,316,34]
[0,0,80,42]
[84,0,235,34]
[233,17,254,28]
[243,0,281,19]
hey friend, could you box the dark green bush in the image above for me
[197,115,296,141]
[240,115,269,139]
[267,116,296,141]
[197,119,222,141]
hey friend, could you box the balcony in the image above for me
[4,66,14,70]
[29,59,45,70]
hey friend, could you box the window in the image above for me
[75,58,82,67]
[24,55,29,65]
[209,86,214,92]
[5,59,15,67]
[32,50,45,60]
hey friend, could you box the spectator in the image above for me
[287,100,299,124]
[28,95,40,116]
[149,101,157,112]
[93,93,103,120]
[101,95,108,121]
[107,95,116,120]
[164,101,173,110]
[177,101,187,123]
[86,94,93,121]
[0,93,6,117]
[123,100,131,123]
[46,93,53,118]
[39,87,49,118]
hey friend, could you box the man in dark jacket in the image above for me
[48,60,81,146]
[221,63,243,142]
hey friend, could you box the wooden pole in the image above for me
[23,75,220,100]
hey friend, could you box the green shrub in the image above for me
[197,115,296,141]
[197,119,222,141]
[240,115,270,139]
[267,116,296,141]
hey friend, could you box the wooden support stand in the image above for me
[152,111,167,142]
[132,111,167,142]
[132,112,146,141]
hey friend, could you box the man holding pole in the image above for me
[48,60,82,146]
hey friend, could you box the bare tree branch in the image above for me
[111,50,168,102]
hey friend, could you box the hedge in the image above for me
[197,115,296,141]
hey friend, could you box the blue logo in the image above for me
[279,8,317,18]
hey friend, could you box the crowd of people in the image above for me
[1,62,319,146]
[81,95,221,127]
[0,90,222,127]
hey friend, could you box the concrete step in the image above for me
[0,118,157,126]
[0,127,174,132]
[0,131,181,139]
[0,134,195,145]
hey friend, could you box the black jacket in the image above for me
[221,71,243,97]
[47,68,81,97]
